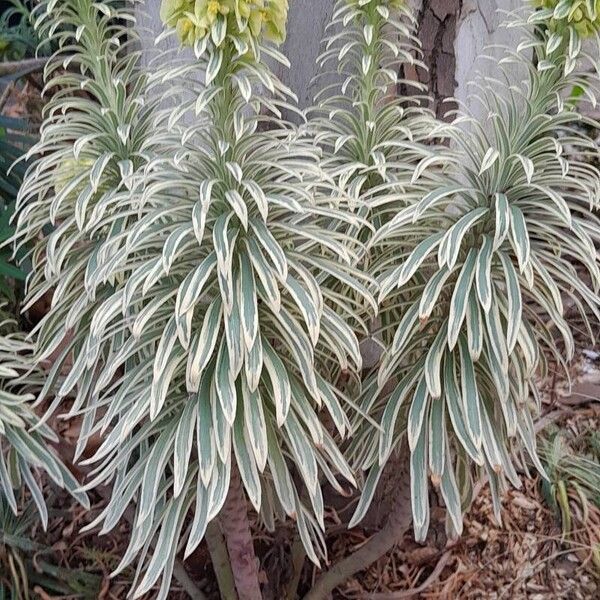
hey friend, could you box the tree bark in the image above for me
[303,464,412,600]
[219,463,263,600]
[412,0,462,120]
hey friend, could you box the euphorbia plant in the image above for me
[308,0,449,354]
[309,0,450,400]
[11,0,600,598]
[310,0,444,247]
[15,0,370,598]
[13,0,157,424]
[305,1,600,596]
[364,2,600,537]
[0,310,88,524]
[304,0,452,594]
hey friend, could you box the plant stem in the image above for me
[173,561,209,600]
[303,467,412,600]
[284,533,306,599]
[220,463,263,600]
[205,520,238,600]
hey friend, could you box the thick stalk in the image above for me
[202,39,261,600]
[303,466,412,600]
[220,463,263,600]
[205,521,238,600]
[284,533,306,599]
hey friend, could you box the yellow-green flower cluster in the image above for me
[160,0,288,48]
[53,158,94,197]
[535,0,600,37]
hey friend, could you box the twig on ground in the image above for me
[285,533,306,600]
[0,82,14,111]
[368,551,452,599]
[303,466,412,600]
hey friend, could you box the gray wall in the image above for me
[134,0,524,117]
[454,0,525,122]
[273,0,336,109]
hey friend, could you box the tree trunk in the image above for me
[303,463,412,600]
[219,463,263,600]
[453,0,526,124]
[413,0,462,120]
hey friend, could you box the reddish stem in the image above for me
[219,463,263,600]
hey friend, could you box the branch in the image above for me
[205,521,238,600]
[173,561,209,600]
[303,466,412,600]
[0,58,48,78]
[369,551,452,599]
[219,463,263,600]
[284,533,306,599]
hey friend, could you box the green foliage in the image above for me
[0,4,41,303]
[0,202,26,302]
[0,313,88,525]
[0,82,32,301]
[534,0,600,37]
[310,0,445,249]
[160,0,289,46]
[324,0,600,542]
[308,0,448,413]
[10,0,600,596]
[0,495,102,599]
[14,0,370,596]
[540,431,600,517]
[13,0,155,365]
[538,426,600,570]
[0,1,38,61]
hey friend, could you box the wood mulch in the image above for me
[297,351,600,599]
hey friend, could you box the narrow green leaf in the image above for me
[457,336,482,449]
[239,253,258,350]
[173,399,197,497]
[215,339,237,425]
[509,205,530,272]
[186,297,222,393]
[242,376,268,472]
[498,251,522,353]
[410,419,429,536]
[493,193,510,250]
[444,354,483,464]
[448,249,477,349]
[349,465,384,528]
[428,398,446,485]
[475,235,494,312]
[407,377,429,451]
[424,320,448,399]
[263,338,291,426]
